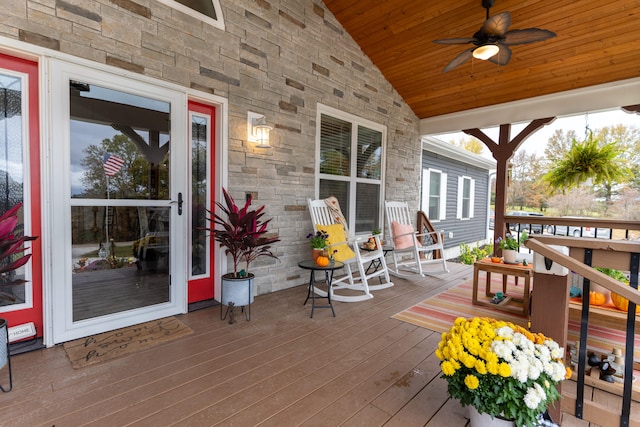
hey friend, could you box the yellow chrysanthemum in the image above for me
[498,362,511,377]
[441,360,456,376]
[486,360,499,375]
[464,374,479,390]
[475,360,487,375]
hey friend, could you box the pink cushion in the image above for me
[391,221,415,250]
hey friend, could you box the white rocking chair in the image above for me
[384,201,448,277]
[308,198,393,302]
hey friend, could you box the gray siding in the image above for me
[422,151,491,250]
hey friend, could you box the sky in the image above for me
[433,108,639,160]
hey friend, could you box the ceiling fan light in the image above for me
[473,44,500,60]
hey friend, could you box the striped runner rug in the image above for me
[392,276,639,362]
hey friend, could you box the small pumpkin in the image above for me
[315,256,330,267]
[588,291,606,306]
[611,286,640,313]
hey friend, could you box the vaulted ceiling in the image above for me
[323,0,640,121]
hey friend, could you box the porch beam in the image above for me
[463,117,555,250]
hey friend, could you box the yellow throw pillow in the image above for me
[316,223,356,262]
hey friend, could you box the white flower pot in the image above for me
[503,249,517,264]
[220,273,255,307]
[468,406,514,427]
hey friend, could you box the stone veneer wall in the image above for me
[0,0,423,295]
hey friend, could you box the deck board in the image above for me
[0,262,629,426]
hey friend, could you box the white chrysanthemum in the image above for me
[510,359,530,383]
[496,326,514,338]
[524,383,546,409]
[550,362,567,381]
[492,341,514,361]
[528,363,542,380]
[536,343,551,360]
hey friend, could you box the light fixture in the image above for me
[472,44,500,60]
[247,112,273,148]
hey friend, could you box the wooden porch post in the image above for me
[463,118,555,251]
[530,272,570,423]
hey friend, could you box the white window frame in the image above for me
[456,175,475,220]
[188,111,212,280]
[421,168,447,221]
[156,0,225,30]
[315,104,386,235]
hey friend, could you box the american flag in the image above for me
[103,153,125,176]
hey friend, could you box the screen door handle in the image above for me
[171,193,183,215]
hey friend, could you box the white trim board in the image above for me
[419,77,640,136]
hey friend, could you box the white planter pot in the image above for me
[220,273,255,307]
[468,406,515,427]
[503,249,518,264]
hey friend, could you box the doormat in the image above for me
[63,317,193,369]
[392,277,640,362]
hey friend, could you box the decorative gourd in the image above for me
[611,288,640,313]
[588,291,606,306]
[315,256,330,267]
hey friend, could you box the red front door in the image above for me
[186,101,216,303]
[0,54,43,338]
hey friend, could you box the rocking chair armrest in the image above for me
[416,230,444,242]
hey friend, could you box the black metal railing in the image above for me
[525,236,640,427]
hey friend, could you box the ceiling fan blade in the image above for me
[442,49,474,72]
[483,11,511,36]
[433,38,476,45]
[488,45,512,66]
[502,28,557,45]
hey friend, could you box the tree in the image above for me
[450,137,484,155]
[508,150,547,211]
[80,134,169,200]
[544,129,579,164]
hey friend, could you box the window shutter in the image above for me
[469,179,475,219]
[456,176,463,219]
[440,173,447,220]
[421,169,429,213]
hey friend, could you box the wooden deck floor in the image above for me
[0,262,608,426]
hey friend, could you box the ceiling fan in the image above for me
[433,0,556,72]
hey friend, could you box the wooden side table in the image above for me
[472,258,533,316]
[298,260,344,318]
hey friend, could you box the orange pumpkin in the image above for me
[611,287,640,313]
[588,291,606,306]
[315,256,330,267]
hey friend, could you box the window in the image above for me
[421,169,447,221]
[317,105,385,234]
[156,0,224,30]
[457,176,475,220]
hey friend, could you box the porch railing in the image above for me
[524,234,640,427]
[504,215,639,241]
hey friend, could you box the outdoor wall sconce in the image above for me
[247,112,273,148]
[0,319,12,392]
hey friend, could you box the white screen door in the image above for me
[49,61,187,344]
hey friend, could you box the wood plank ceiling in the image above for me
[323,0,640,120]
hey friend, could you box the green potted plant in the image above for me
[496,231,527,263]
[207,188,279,320]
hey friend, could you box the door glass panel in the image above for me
[69,81,171,322]
[0,72,29,309]
[191,114,209,277]
[72,206,169,321]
